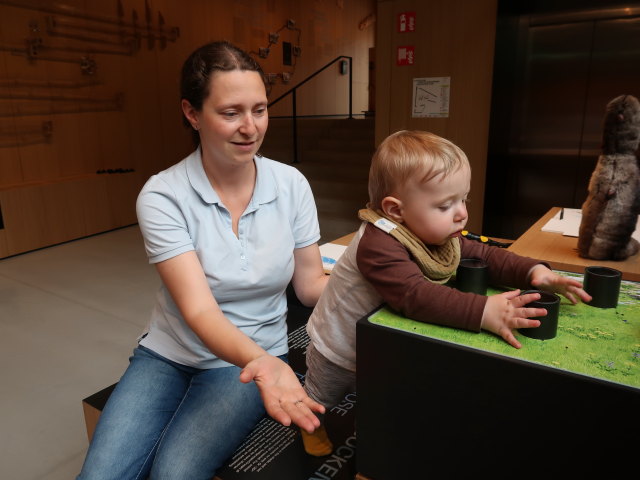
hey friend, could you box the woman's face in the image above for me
[189,70,268,168]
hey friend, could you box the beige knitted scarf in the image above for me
[358,208,460,284]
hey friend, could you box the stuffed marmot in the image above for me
[578,94,640,260]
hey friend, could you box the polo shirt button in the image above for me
[241,255,245,260]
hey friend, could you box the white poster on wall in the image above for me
[412,77,450,118]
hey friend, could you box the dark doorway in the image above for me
[483,1,640,239]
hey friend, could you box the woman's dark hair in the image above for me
[180,41,266,145]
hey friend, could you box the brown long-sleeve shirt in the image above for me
[356,223,544,332]
[307,222,544,371]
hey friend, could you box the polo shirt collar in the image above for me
[186,148,278,208]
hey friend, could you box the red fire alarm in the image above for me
[397,12,416,33]
[397,46,415,66]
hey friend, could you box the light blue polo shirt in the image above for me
[136,148,320,368]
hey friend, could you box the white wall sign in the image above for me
[412,77,450,118]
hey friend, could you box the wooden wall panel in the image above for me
[0,0,375,258]
[375,0,497,232]
[78,176,114,235]
[0,173,141,257]
[1,185,49,254]
[0,230,8,258]
[77,113,105,173]
[41,179,89,244]
[104,173,143,227]
[54,116,84,177]
[0,141,23,189]
[374,1,393,144]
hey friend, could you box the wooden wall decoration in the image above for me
[0,0,375,258]
[0,0,182,258]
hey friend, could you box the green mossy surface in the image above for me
[368,272,640,389]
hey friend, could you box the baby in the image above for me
[301,130,591,456]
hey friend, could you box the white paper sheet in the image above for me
[542,207,640,241]
[319,242,347,271]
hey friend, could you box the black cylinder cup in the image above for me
[518,290,560,340]
[456,258,488,295]
[583,266,622,309]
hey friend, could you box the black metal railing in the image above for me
[267,55,353,162]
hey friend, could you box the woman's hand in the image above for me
[239,354,325,433]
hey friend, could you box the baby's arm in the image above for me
[528,264,592,304]
[464,240,591,347]
[357,225,486,332]
[461,237,592,304]
[481,290,545,349]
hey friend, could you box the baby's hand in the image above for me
[529,265,592,304]
[481,290,546,349]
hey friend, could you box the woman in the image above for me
[78,41,327,479]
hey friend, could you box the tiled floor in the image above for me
[0,199,363,479]
[0,226,158,479]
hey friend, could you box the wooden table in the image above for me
[330,232,355,247]
[508,207,640,281]
[333,209,640,281]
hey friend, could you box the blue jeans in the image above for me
[78,345,272,479]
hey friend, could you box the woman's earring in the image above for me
[193,125,199,131]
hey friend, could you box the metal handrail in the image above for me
[268,55,353,162]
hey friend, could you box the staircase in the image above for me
[261,117,375,243]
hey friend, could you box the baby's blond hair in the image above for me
[368,130,469,209]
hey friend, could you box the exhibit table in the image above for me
[356,277,639,478]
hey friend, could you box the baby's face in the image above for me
[397,165,470,245]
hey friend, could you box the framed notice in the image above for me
[412,76,450,118]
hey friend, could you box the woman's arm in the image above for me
[156,250,324,431]
[156,251,265,366]
[291,243,329,307]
